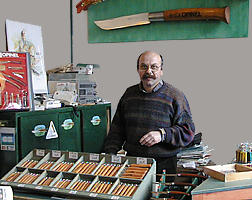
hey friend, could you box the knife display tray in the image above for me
[0,149,156,200]
[203,164,252,182]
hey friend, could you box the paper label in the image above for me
[69,152,78,160]
[90,153,99,161]
[54,91,77,104]
[17,184,25,187]
[36,149,45,157]
[52,150,61,158]
[111,155,121,163]
[89,193,98,197]
[111,196,120,199]
[51,188,59,192]
[182,161,196,169]
[69,190,77,194]
[1,145,15,151]
[137,157,147,165]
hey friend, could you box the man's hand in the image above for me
[139,131,161,147]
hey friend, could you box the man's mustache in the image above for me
[142,74,154,79]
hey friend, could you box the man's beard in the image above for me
[142,74,157,87]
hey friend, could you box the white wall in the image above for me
[1,0,251,164]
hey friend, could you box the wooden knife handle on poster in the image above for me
[163,7,230,24]
[76,0,103,13]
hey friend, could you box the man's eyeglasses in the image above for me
[139,64,161,72]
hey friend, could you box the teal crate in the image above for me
[0,103,111,178]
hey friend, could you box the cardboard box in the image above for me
[203,164,252,182]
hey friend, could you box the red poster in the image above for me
[0,51,34,110]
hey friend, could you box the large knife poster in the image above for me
[5,19,48,94]
[0,52,34,110]
[87,0,249,43]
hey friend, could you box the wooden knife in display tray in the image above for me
[0,51,34,110]
[203,164,252,182]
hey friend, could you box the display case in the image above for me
[0,149,156,200]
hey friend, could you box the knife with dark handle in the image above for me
[1,72,26,86]
[152,190,191,196]
[156,173,208,179]
[0,61,22,64]
[95,7,230,30]
[153,181,197,187]
[150,198,178,200]
[0,76,21,89]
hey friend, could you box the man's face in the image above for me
[21,30,26,40]
[137,52,163,91]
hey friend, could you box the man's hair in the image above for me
[21,29,26,36]
[137,52,164,69]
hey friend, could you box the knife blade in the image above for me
[1,72,26,86]
[95,7,230,30]
[0,76,21,89]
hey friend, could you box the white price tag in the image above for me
[52,150,61,158]
[90,153,99,161]
[35,186,43,190]
[1,182,8,185]
[89,193,98,197]
[69,152,78,160]
[153,183,159,192]
[111,196,120,199]
[17,184,25,187]
[111,155,121,164]
[51,188,59,192]
[69,190,77,194]
[136,157,147,165]
[36,149,45,157]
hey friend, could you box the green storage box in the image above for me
[0,103,111,178]
[79,103,111,153]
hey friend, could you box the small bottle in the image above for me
[4,91,8,106]
[10,93,14,104]
[16,94,21,105]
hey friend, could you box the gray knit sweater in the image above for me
[104,81,195,158]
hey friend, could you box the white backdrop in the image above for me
[0,0,251,164]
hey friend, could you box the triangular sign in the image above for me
[46,121,58,139]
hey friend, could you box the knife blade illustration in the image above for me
[95,7,230,30]
[0,76,21,89]
[1,72,26,86]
